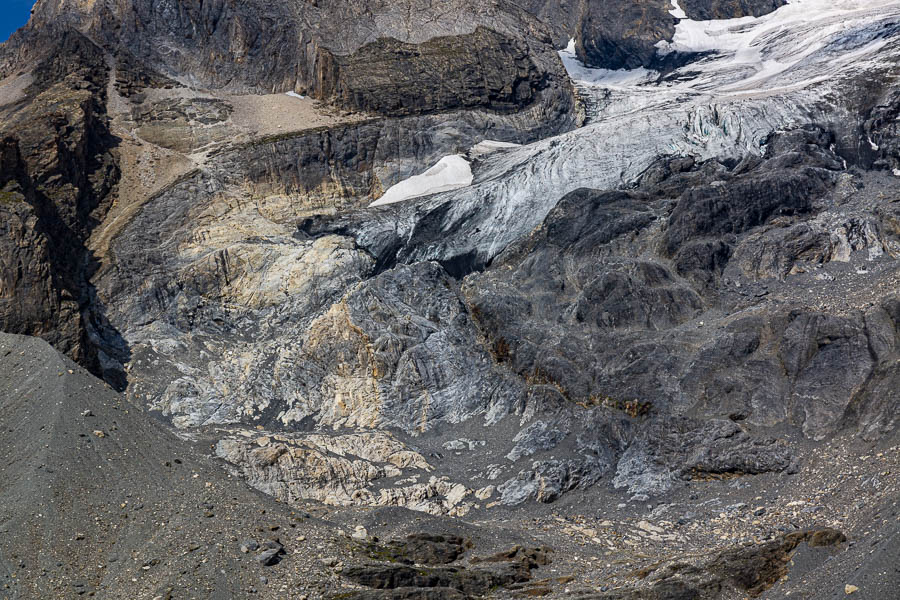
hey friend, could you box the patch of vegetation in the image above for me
[353,539,406,564]
[0,186,25,205]
[491,337,511,363]
[688,467,744,481]
[578,394,653,418]
[525,366,572,400]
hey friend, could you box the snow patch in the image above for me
[559,39,656,87]
[370,155,473,207]
[669,0,687,19]
[285,91,306,100]
[656,9,758,57]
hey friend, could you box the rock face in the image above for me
[454,128,896,446]
[25,0,575,118]
[576,0,677,70]
[0,0,579,385]
[266,260,519,433]
[866,86,900,174]
[355,534,473,566]
[341,542,551,599]
[661,129,841,258]
[316,27,555,117]
[597,528,847,599]
[0,30,121,383]
[42,0,895,520]
[679,0,787,20]
[130,97,234,153]
[519,0,583,46]
[216,430,480,516]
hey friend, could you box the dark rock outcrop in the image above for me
[356,534,473,566]
[456,129,886,446]
[316,28,554,117]
[661,128,843,257]
[519,0,583,47]
[341,543,550,598]
[335,590,466,600]
[112,46,178,99]
[679,0,787,20]
[593,528,846,600]
[498,457,611,505]
[866,87,900,173]
[576,0,676,70]
[286,124,899,501]
[341,563,529,593]
[612,417,792,495]
[0,30,122,381]
[573,0,787,70]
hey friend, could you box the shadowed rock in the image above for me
[316,27,554,117]
[341,543,550,597]
[581,529,846,599]
[576,0,676,70]
[679,0,787,20]
[0,30,124,384]
[356,534,473,566]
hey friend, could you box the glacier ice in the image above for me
[352,0,900,269]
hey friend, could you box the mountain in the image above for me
[0,0,899,598]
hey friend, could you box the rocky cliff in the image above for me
[577,0,678,70]
[24,0,574,116]
[0,29,121,381]
[680,0,787,20]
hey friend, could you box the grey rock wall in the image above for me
[26,0,576,120]
[680,0,787,20]
[0,30,121,381]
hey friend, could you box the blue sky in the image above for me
[1,0,35,43]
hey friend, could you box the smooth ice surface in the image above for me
[370,155,474,207]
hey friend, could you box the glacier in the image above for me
[346,0,900,270]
